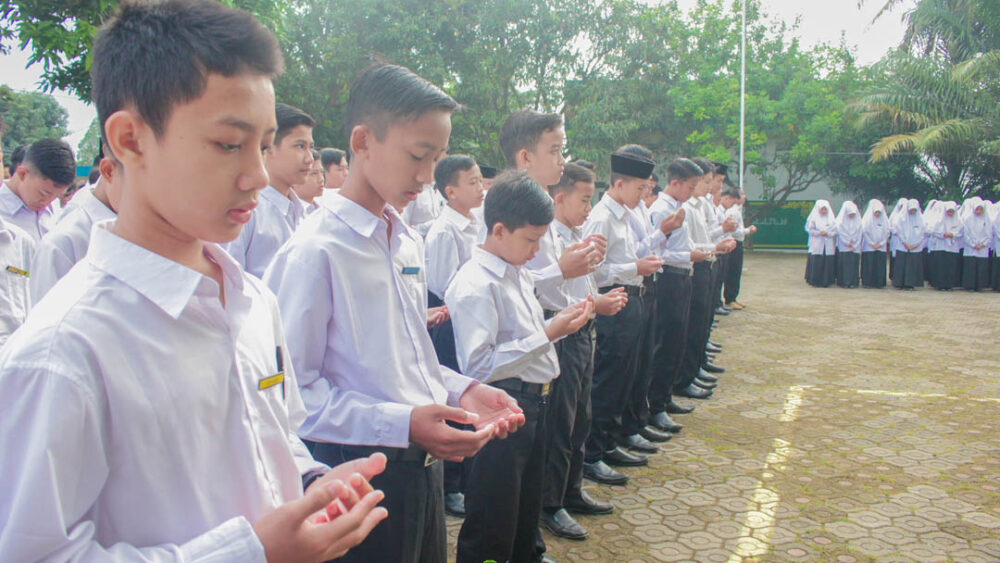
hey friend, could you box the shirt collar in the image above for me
[326,192,413,240]
[75,188,116,222]
[600,193,630,220]
[472,245,514,279]
[87,221,244,319]
[554,219,581,241]
[440,205,473,230]
[260,186,294,215]
[0,183,27,215]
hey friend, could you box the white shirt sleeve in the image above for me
[264,243,414,448]
[0,364,266,562]
[28,241,74,306]
[425,227,461,301]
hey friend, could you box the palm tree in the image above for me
[853,0,1000,199]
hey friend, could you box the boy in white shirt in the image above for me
[264,63,525,563]
[0,216,35,346]
[225,102,315,277]
[0,138,75,241]
[447,172,593,563]
[0,2,387,560]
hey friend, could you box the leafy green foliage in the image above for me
[0,84,69,165]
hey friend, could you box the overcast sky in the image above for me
[0,0,910,151]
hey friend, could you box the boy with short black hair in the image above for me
[30,146,122,304]
[296,149,325,214]
[321,147,349,191]
[265,63,525,563]
[225,102,315,277]
[0,138,75,241]
[448,171,593,563]
[0,1,388,560]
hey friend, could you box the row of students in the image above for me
[0,4,760,563]
[806,198,1000,291]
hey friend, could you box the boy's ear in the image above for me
[349,124,370,161]
[444,185,456,201]
[104,110,147,169]
[515,148,530,169]
[553,190,565,205]
[491,221,506,240]
[15,165,28,182]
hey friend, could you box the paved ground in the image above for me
[446,252,1000,562]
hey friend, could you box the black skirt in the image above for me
[962,255,990,291]
[836,251,860,288]
[806,253,836,287]
[928,250,961,289]
[891,251,924,289]
[992,252,1000,291]
[861,251,887,288]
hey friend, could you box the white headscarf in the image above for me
[889,198,909,230]
[862,199,889,244]
[806,199,836,232]
[961,197,991,247]
[835,201,863,249]
[931,201,962,236]
[923,200,941,232]
[897,198,926,248]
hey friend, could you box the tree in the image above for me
[854,0,1000,200]
[77,118,102,166]
[0,0,290,101]
[0,85,69,164]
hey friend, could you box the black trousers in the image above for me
[307,442,446,563]
[962,255,990,290]
[723,241,744,303]
[622,276,658,436]
[836,251,860,288]
[586,287,642,462]
[648,270,693,414]
[428,292,468,496]
[458,384,548,563]
[676,263,712,390]
[712,254,727,310]
[861,251,887,288]
[542,321,595,511]
[991,252,1000,290]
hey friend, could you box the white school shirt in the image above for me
[725,204,752,241]
[627,200,667,258]
[0,182,56,242]
[224,186,307,278]
[649,193,695,269]
[446,246,559,385]
[402,184,445,237]
[471,205,488,243]
[425,205,481,301]
[264,194,476,448]
[0,219,36,346]
[29,188,116,305]
[526,219,598,311]
[0,223,322,562]
[683,197,719,259]
[582,194,641,288]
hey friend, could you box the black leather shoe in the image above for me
[697,371,718,383]
[675,384,713,399]
[444,492,466,517]
[564,490,614,515]
[705,343,722,354]
[702,362,726,374]
[714,306,730,315]
[665,399,695,414]
[639,425,672,443]
[650,411,684,433]
[604,446,648,467]
[582,460,629,485]
[540,556,557,563]
[693,378,717,390]
[708,339,723,349]
[540,508,589,540]
[620,433,659,454]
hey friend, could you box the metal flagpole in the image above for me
[739,0,747,190]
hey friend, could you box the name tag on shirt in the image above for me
[5,265,28,277]
[401,266,420,275]
[258,373,284,391]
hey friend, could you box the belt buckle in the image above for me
[424,452,437,467]
[541,382,551,396]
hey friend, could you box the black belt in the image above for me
[662,264,693,277]
[338,443,437,466]
[600,284,644,297]
[491,377,551,397]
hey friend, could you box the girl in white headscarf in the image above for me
[835,201,863,288]
[861,199,890,288]
[926,201,963,289]
[990,201,1000,291]
[804,199,837,287]
[888,198,908,280]
[891,199,926,289]
[960,197,991,291]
